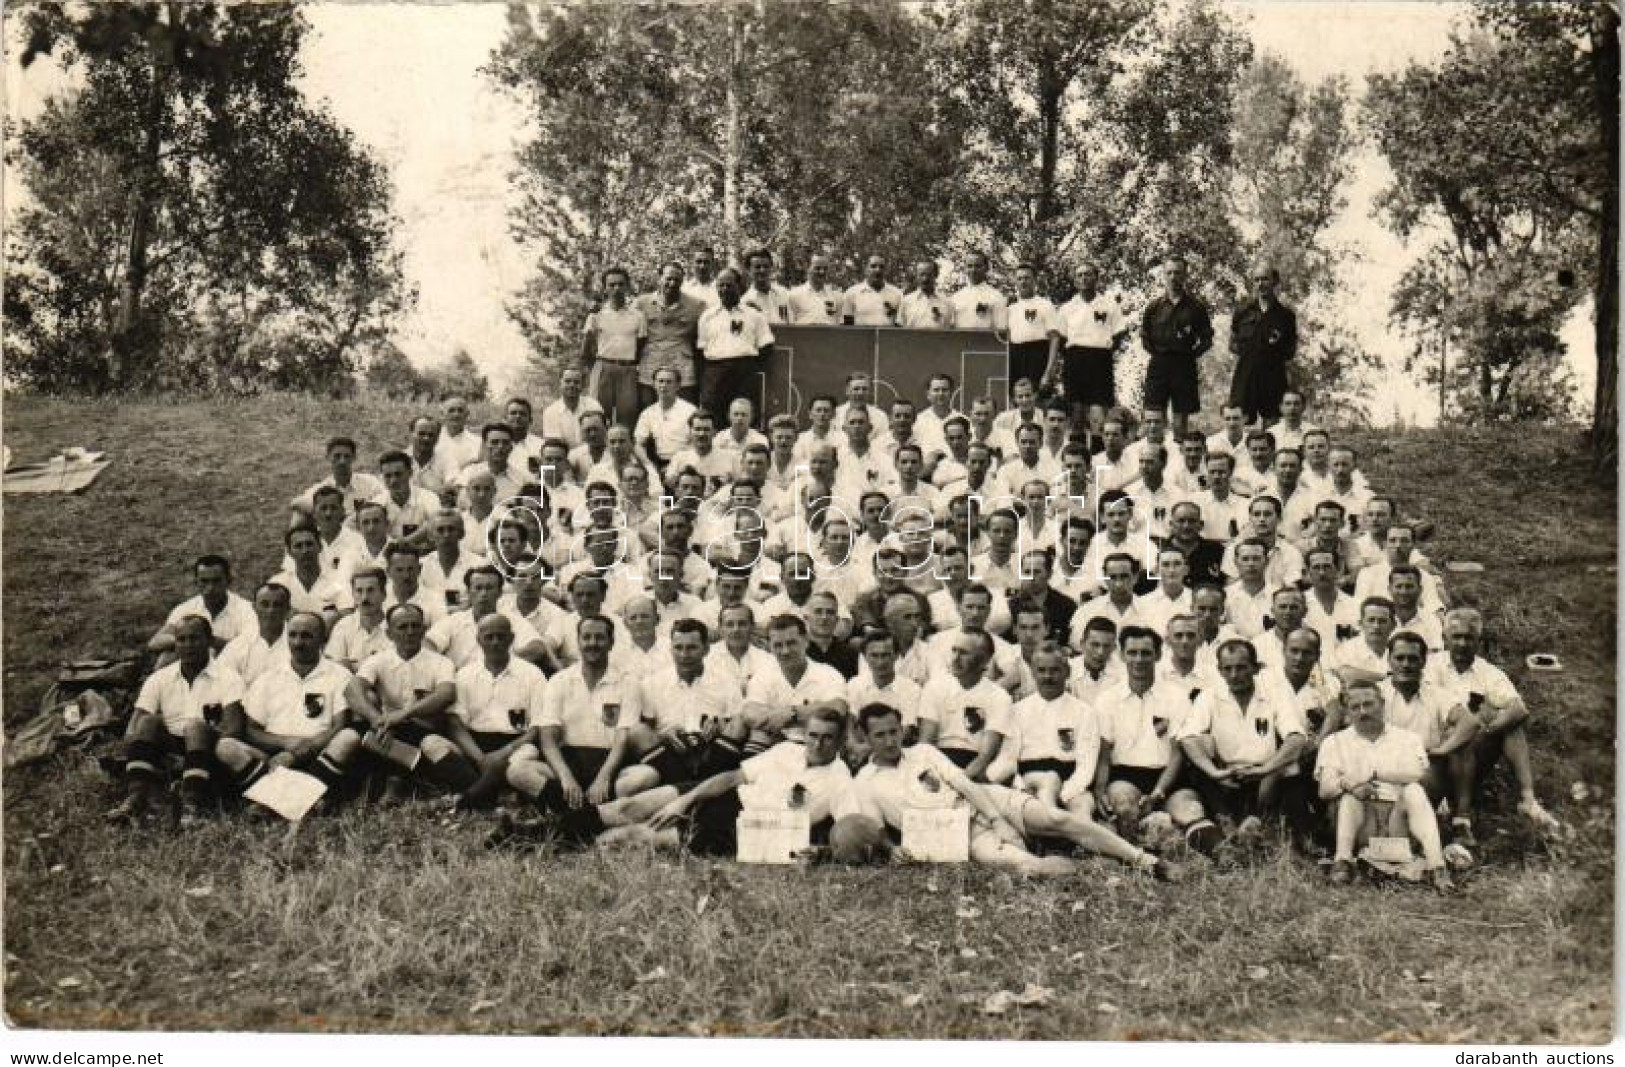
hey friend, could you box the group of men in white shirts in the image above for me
[115,347,1562,891]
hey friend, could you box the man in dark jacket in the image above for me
[1228,266,1299,425]
[1140,259,1214,437]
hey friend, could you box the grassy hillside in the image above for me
[2,395,1614,1040]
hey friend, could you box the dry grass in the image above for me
[2,397,1615,1040]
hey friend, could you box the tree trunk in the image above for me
[107,8,169,391]
[720,6,746,265]
[1034,80,1062,276]
[1591,7,1618,483]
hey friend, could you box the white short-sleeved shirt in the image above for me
[682,280,722,310]
[299,473,386,516]
[426,609,544,670]
[841,283,904,326]
[215,631,287,688]
[453,656,548,736]
[638,664,740,733]
[788,284,843,324]
[634,399,698,461]
[705,643,780,698]
[437,429,484,473]
[1192,491,1250,543]
[539,397,605,450]
[1223,583,1274,640]
[1059,292,1124,349]
[382,586,449,628]
[136,660,245,737]
[1007,296,1060,345]
[1070,657,1127,705]
[1094,678,1193,770]
[1424,656,1522,715]
[1316,725,1429,788]
[744,661,848,732]
[281,526,365,581]
[1179,684,1308,768]
[165,592,258,647]
[243,658,354,739]
[1068,594,1144,650]
[356,646,455,716]
[584,303,648,363]
[1010,691,1100,770]
[325,612,392,668]
[1134,588,1192,639]
[269,568,353,617]
[1330,637,1389,680]
[898,290,956,329]
[1305,589,1361,651]
[1221,540,1305,589]
[419,552,472,609]
[1377,680,1454,750]
[741,284,794,326]
[916,675,1013,753]
[950,284,1008,331]
[737,742,853,823]
[847,744,968,828]
[540,663,641,749]
[698,304,775,361]
[380,486,448,543]
[846,674,924,730]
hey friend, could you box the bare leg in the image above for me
[1022,800,1155,870]
[1398,783,1447,869]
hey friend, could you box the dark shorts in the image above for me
[640,738,742,788]
[1008,341,1050,392]
[1109,765,1166,794]
[1142,354,1200,415]
[1018,758,1076,779]
[1062,345,1115,407]
[564,746,611,785]
[471,730,525,755]
[941,747,978,770]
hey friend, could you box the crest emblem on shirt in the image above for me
[444,589,460,607]
[824,300,836,316]
[1024,308,1036,323]
[883,301,897,318]
[1188,687,1203,703]
[1152,713,1169,738]
[413,687,430,702]
[1094,310,1107,324]
[1057,727,1076,752]
[917,769,942,793]
[602,701,621,727]
[202,703,224,726]
[729,319,744,335]
[930,306,941,322]
[1335,624,1357,641]
[975,302,989,316]
[1253,715,1272,739]
[304,693,326,719]
[1467,692,1486,712]
[507,707,526,731]
[964,707,985,734]
[788,782,808,809]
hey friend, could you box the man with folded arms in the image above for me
[615,618,745,798]
[1316,679,1453,891]
[342,603,457,801]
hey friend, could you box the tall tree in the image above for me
[1364,5,1615,452]
[5,3,409,393]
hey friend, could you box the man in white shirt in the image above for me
[636,261,705,404]
[832,372,886,433]
[741,247,794,325]
[217,581,292,688]
[425,566,548,669]
[290,435,385,524]
[788,253,843,324]
[1008,643,1100,813]
[841,253,904,326]
[1007,262,1062,394]
[1428,608,1562,837]
[1265,389,1317,452]
[377,449,442,548]
[913,373,963,462]
[846,629,924,754]
[1092,625,1220,853]
[741,613,849,753]
[273,522,352,626]
[633,366,697,468]
[327,567,393,671]
[148,555,258,658]
[949,251,1008,331]
[1177,639,1310,841]
[696,268,776,424]
[1207,405,1250,459]
[109,616,245,826]
[581,265,648,427]
[897,260,956,328]
[454,423,525,506]
[916,627,1012,779]
[714,397,769,472]
[1381,631,1479,847]
[1057,264,1128,431]
[342,603,457,800]
[437,394,484,471]
[405,415,459,502]
[1316,678,1453,891]
[1195,452,1252,542]
[617,617,746,796]
[682,246,722,309]
[539,367,605,450]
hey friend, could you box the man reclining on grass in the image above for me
[830,703,1182,880]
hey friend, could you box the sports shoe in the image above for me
[178,798,206,830]
[1236,815,1264,842]
[1150,857,1185,883]
[1517,798,1562,834]
[1429,868,1457,894]
[1443,842,1474,870]
[1328,859,1356,886]
[104,793,149,824]
[1185,821,1222,856]
[1451,818,1477,849]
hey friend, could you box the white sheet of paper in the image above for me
[243,767,328,822]
[902,807,971,863]
[736,810,810,864]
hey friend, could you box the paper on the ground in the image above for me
[244,767,328,821]
[736,810,809,863]
[2,452,111,494]
[902,807,971,863]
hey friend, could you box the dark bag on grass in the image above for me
[4,656,142,769]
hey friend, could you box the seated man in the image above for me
[214,613,361,803]
[377,449,442,549]
[289,435,385,523]
[1007,643,1099,814]
[617,618,746,798]
[271,523,351,627]
[1316,679,1453,892]
[342,603,456,800]
[424,565,548,669]
[837,704,1178,879]
[148,554,257,657]
[1381,631,1480,847]
[1330,596,1399,684]
[216,580,292,688]
[741,613,849,753]
[108,616,243,826]
[846,628,924,757]
[1092,625,1220,853]
[916,628,1012,780]
[326,566,393,671]
[1427,608,1562,835]
[1176,639,1311,843]
[380,543,450,628]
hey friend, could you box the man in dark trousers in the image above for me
[1228,266,1298,426]
[1140,258,1214,438]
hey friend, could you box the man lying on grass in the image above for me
[832,704,1182,880]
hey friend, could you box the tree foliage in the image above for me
[4,2,411,394]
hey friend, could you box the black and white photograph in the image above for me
[1,0,1616,1055]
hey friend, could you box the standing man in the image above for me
[1057,264,1129,435]
[788,253,844,324]
[950,251,1008,331]
[696,268,776,424]
[898,261,956,328]
[682,245,722,309]
[1006,263,1062,397]
[634,261,704,406]
[1228,266,1298,427]
[741,248,794,326]
[841,253,904,326]
[1140,258,1214,437]
[581,265,648,427]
